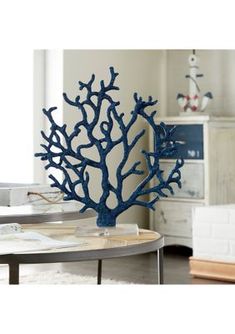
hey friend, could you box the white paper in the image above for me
[0,231,83,255]
[0,223,22,234]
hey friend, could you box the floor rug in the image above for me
[0,270,132,285]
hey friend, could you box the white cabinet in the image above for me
[149,115,235,248]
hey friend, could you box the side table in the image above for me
[0,224,164,284]
[0,203,164,284]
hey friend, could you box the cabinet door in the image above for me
[159,161,204,199]
[152,201,204,238]
[155,124,204,159]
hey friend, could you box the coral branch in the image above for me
[35,67,184,224]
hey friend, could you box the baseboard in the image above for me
[189,257,235,283]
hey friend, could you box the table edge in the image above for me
[0,232,164,264]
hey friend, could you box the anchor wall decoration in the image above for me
[177,50,213,114]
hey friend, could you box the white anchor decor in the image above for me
[177,51,213,115]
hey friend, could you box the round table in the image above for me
[0,203,164,284]
[0,225,164,285]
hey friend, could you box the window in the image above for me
[33,50,63,184]
[0,49,63,185]
[0,50,33,183]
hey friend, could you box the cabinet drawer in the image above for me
[152,201,204,238]
[159,161,204,199]
[155,124,204,159]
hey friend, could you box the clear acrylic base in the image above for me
[75,221,139,237]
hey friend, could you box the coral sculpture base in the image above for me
[75,222,139,237]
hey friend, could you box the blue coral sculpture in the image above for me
[35,67,184,227]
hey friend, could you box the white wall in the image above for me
[63,50,165,227]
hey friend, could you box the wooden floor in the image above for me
[61,246,231,284]
[0,246,231,284]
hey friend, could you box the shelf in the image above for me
[154,116,235,124]
[159,197,205,204]
[155,115,210,123]
[160,159,204,164]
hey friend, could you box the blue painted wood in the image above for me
[156,124,204,159]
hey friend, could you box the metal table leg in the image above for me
[97,259,102,285]
[9,262,19,285]
[157,247,164,284]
